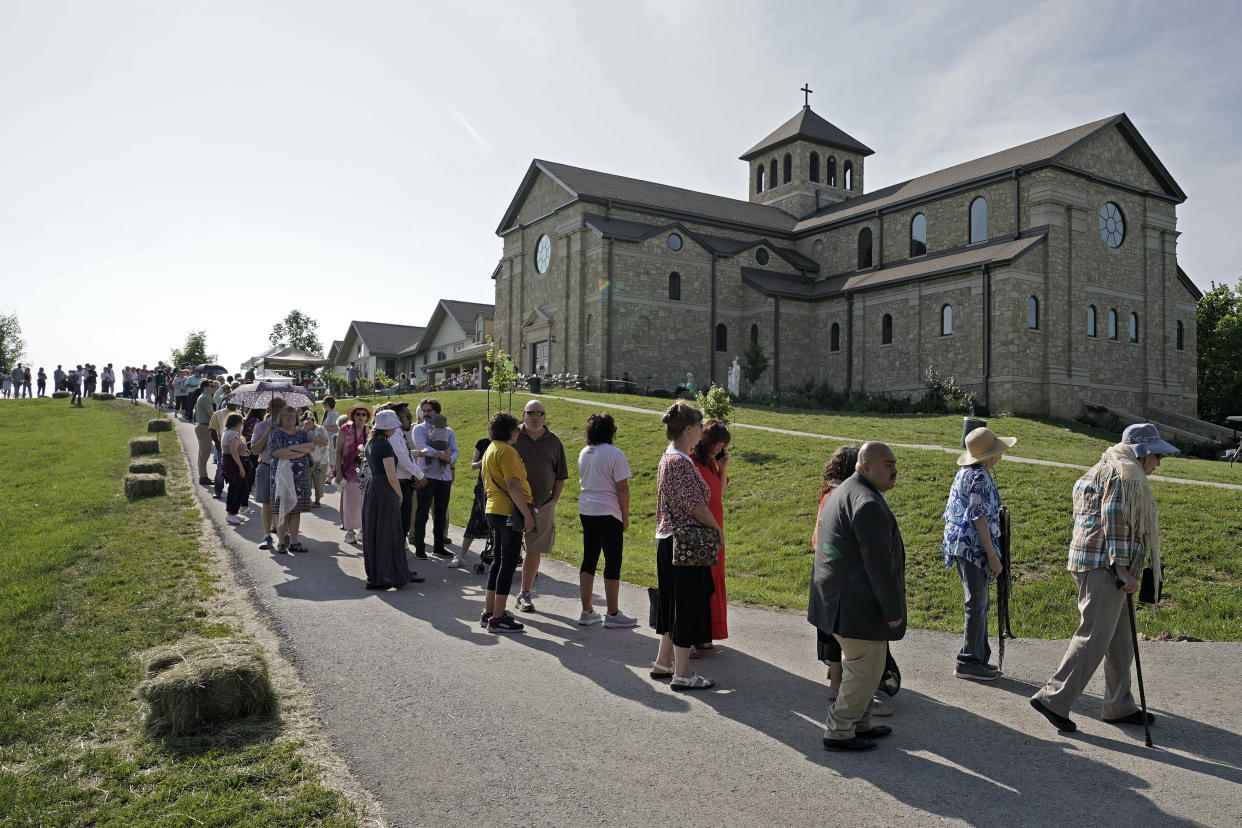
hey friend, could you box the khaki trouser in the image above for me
[1034,566,1137,720]
[523,504,557,558]
[195,424,212,479]
[824,635,887,740]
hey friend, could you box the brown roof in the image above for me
[741,233,1047,299]
[740,106,874,160]
[441,300,494,333]
[582,214,818,272]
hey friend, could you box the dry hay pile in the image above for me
[128,459,166,475]
[129,436,160,456]
[147,418,173,432]
[51,391,71,398]
[90,392,116,401]
[138,637,278,738]
[124,473,166,500]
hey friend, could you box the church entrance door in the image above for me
[532,341,549,374]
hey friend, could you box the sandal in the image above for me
[670,673,715,691]
[650,662,675,680]
[289,542,308,553]
[275,543,290,555]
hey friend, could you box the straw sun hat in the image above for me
[345,403,373,421]
[957,426,1017,466]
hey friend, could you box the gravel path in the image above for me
[172,416,1242,827]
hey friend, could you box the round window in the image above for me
[534,234,552,274]
[667,233,683,252]
[755,248,770,266]
[1098,203,1125,249]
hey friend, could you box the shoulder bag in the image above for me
[662,499,719,567]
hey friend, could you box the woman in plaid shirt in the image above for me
[1030,423,1178,734]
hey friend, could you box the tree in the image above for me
[1197,278,1242,424]
[740,342,769,392]
[0,312,26,370]
[268,309,323,356]
[170,330,216,369]
[484,335,517,394]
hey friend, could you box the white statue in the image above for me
[728,358,741,396]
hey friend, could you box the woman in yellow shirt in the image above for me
[479,411,535,633]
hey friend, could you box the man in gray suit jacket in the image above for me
[808,441,907,751]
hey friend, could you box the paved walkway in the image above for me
[543,394,1242,491]
[171,416,1242,827]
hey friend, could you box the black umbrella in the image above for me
[195,363,228,375]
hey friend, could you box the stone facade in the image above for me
[492,110,1198,419]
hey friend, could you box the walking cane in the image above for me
[1116,572,1154,747]
[996,507,1015,671]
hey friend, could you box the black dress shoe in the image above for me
[823,736,877,752]
[413,549,429,560]
[432,547,452,557]
[855,725,892,739]
[1030,697,1077,732]
[1104,710,1156,726]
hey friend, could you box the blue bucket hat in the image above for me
[1121,423,1179,457]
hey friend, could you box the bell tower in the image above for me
[741,87,873,218]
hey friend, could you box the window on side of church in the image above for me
[783,153,792,184]
[715,324,727,352]
[830,323,840,352]
[910,214,927,257]
[750,324,759,346]
[809,152,820,183]
[1087,305,1097,337]
[843,161,854,191]
[1028,297,1039,330]
[1176,320,1184,350]
[756,165,764,193]
[881,314,893,345]
[769,159,777,188]
[827,157,837,187]
[941,304,953,336]
[970,197,988,244]
[1129,313,1139,343]
[858,228,873,269]
[669,272,681,301]
[1108,309,1118,340]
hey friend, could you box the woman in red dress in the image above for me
[692,420,732,647]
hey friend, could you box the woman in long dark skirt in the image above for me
[362,410,424,590]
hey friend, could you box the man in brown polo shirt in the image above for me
[514,399,568,613]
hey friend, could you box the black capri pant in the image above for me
[579,513,623,580]
[486,512,523,597]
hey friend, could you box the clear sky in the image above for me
[4,0,1240,376]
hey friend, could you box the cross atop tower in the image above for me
[801,83,813,108]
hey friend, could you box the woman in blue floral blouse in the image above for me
[942,426,1015,681]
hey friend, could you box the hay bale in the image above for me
[51,390,71,399]
[138,637,278,737]
[129,436,160,456]
[147,418,173,432]
[129,459,166,475]
[91,392,116,401]
[125,473,166,501]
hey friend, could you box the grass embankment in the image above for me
[337,390,1242,641]
[0,399,357,826]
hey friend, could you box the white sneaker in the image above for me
[578,610,602,626]
[343,529,357,544]
[226,514,243,525]
[603,610,638,628]
[447,555,464,569]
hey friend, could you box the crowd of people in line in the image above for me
[167,380,1175,752]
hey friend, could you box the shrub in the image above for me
[696,383,734,423]
[325,373,349,398]
[138,637,277,737]
[124,473,166,500]
[129,436,160,456]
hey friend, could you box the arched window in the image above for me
[843,160,854,190]
[783,153,792,184]
[1087,305,1097,337]
[881,313,893,345]
[830,322,840,352]
[756,165,764,193]
[941,304,953,336]
[1108,309,1118,340]
[809,152,820,183]
[827,156,837,187]
[1129,312,1139,343]
[668,272,681,301]
[769,159,777,188]
[857,227,873,269]
[1028,297,1039,330]
[750,324,759,346]
[811,239,824,259]
[585,314,593,344]
[1176,320,1184,350]
[969,197,988,244]
[715,324,727,352]
[910,213,927,256]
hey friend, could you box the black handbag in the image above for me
[662,501,719,567]
[507,505,536,533]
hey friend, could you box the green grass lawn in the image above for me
[0,399,357,827]
[334,390,1242,642]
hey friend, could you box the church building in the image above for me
[492,97,1199,419]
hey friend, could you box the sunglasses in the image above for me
[525,410,546,416]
